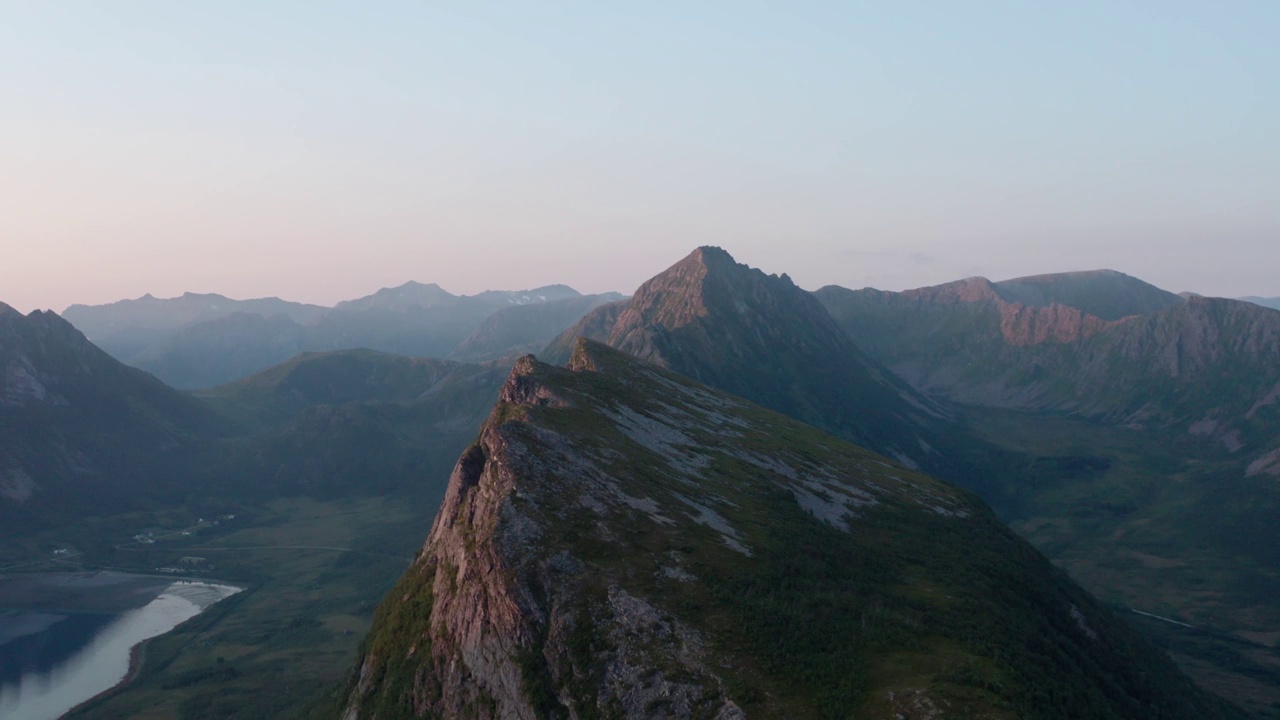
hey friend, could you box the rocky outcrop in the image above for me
[998,301,1111,346]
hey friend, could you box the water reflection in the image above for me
[0,580,240,720]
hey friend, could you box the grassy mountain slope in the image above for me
[337,340,1236,720]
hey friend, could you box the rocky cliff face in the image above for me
[337,340,1232,720]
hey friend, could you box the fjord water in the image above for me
[0,577,241,720]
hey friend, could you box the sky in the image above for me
[2,2,1277,313]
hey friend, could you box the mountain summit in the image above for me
[547,247,949,471]
[337,340,1231,719]
[989,269,1183,321]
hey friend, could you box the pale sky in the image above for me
[2,2,1277,313]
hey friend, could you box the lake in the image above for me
[0,572,241,720]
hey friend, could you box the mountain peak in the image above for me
[397,280,445,290]
[686,244,735,267]
[335,281,459,312]
[992,269,1182,321]
[902,276,1001,304]
[546,248,953,470]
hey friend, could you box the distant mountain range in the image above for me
[1241,296,1280,311]
[815,272,1280,457]
[62,283,623,389]
[0,303,510,538]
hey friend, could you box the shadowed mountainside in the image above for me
[0,302,222,535]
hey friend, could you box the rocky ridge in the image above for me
[816,278,1280,451]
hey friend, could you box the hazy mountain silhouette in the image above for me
[64,284,615,389]
[1240,296,1280,311]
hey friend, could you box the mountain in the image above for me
[990,269,1183,321]
[336,340,1235,719]
[0,294,512,533]
[333,281,460,313]
[815,277,1280,448]
[197,349,509,500]
[816,274,1280,713]
[0,302,220,535]
[469,284,585,307]
[65,284,608,389]
[1241,296,1280,311]
[61,292,327,363]
[122,302,490,389]
[450,294,626,362]
[545,247,975,476]
[129,312,311,389]
[335,282,583,313]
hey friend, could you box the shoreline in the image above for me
[63,636,149,718]
[4,577,243,719]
